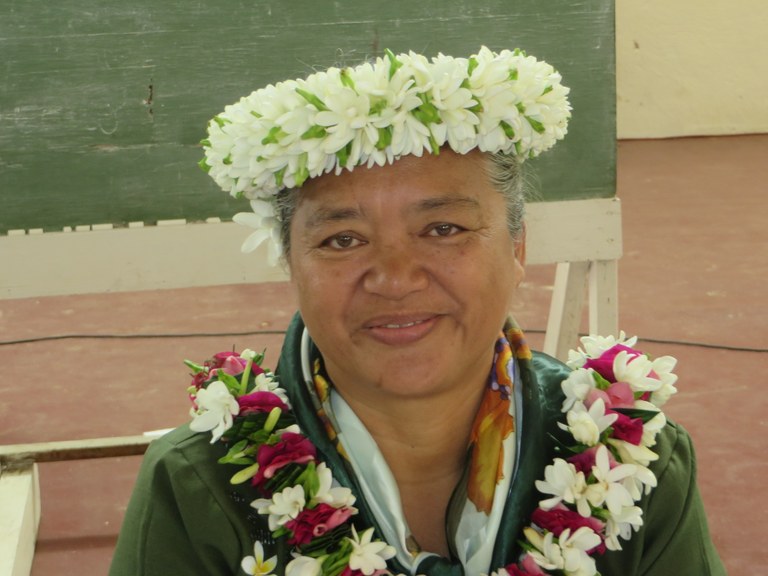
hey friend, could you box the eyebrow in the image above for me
[303,194,481,230]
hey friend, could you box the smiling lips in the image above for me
[363,314,441,346]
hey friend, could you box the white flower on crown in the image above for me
[202,46,571,260]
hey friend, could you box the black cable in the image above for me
[0,330,288,346]
[1,329,766,354]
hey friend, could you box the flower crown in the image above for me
[201,46,572,261]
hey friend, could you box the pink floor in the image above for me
[2,134,767,574]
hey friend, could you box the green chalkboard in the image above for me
[0,0,615,234]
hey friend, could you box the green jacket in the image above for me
[110,316,726,575]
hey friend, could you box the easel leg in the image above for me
[0,464,40,576]
[543,261,589,360]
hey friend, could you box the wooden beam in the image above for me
[0,435,153,471]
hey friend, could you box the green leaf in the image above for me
[213,115,229,128]
[612,407,662,424]
[301,125,328,140]
[385,48,403,80]
[467,56,479,77]
[375,126,392,150]
[296,87,329,111]
[526,116,546,134]
[222,154,233,165]
[335,143,352,167]
[369,98,388,116]
[184,359,205,374]
[274,166,287,188]
[591,370,612,391]
[542,85,553,95]
[230,462,260,484]
[509,68,519,81]
[217,370,241,395]
[427,131,440,155]
[295,152,310,187]
[340,68,356,91]
[261,125,286,145]
[500,121,516,139]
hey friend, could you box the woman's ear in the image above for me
[515,223,527,267]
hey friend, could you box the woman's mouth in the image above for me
[364,315,440,346]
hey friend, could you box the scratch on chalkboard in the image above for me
[370,28,379,57]
[144,80,154,119]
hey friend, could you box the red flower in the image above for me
[611,412,644,445]
[237,391,287,415]
[252,432,316,487]
[583,344,641,382]
[285,503,354,545]
[501,561,539,576]
[568,446,599,474]
[339,569,387,576]
[532,504,606,554]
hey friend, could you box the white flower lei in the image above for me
[188,333,676,576]
[200,46,571,262]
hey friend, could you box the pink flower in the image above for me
[209,351,265,378]
[285,503,354,545]
[586,381,635,410]
[253,432,317,488]
[520,553,548,575]
[499,559,540,575]
[237,391,287,415]
[583,344,641,382]
[532,504,606,554]
[610,412,644,445]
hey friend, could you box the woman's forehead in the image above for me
[298,149,489,200]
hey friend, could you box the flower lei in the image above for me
[186,333,677,576]
[200,46,571,263]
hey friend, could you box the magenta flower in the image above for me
[209,351,266,378]
[285,503,354,545]
[253,432,317,487]
[238,391,288,415]
[583,344,641,382]
[568,446,600,474]
[532,504,606,554]
[611,412,644,445]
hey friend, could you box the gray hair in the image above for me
[275,152,527,261]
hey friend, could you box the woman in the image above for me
[110,47,725,575]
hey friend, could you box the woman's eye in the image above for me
[322,234,362,250]
[428,223,462,237]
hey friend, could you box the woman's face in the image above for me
[288,150,525,403]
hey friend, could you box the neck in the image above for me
[336,381,485,484]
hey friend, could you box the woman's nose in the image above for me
[362,243,429,299]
